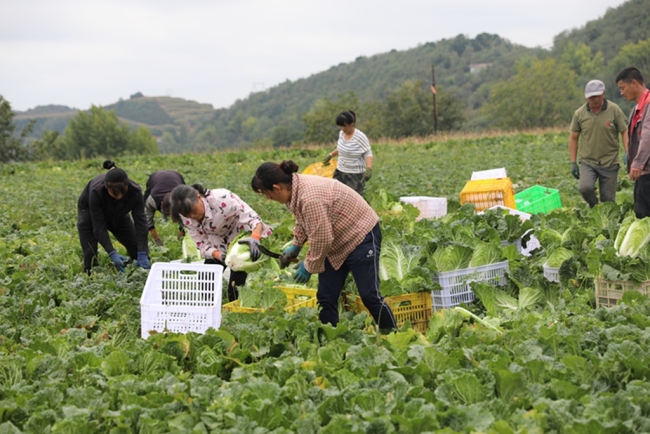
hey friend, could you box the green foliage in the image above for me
[485,58,582,129]
[0,95,34,162]
[554,0,650,61]
[65,105,131,158]
[557,41,604,82]
[30,105,160,160]
[302,92,361,144]
[609,37,650,84]
[368,80,465,138]
[3,134,650,431]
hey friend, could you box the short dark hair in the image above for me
[336,110,357,127]
[616,67,645,85]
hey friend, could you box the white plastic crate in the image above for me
[471,168,507,180]
[140,262,223,338]
[400,196,447,220]
[432,261,509,311]
[543,263,560,283]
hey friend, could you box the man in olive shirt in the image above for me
[569,80,628,207]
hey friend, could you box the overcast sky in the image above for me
[1,0,628,112]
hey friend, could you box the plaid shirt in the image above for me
[287,174,378,273]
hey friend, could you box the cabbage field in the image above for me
[2,132,650,433]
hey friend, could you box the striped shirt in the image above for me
[336,128,372,174]
[287,174,379,273]
[181,189,272,260]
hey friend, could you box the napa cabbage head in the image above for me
[468,242,502,267]
[614,215,635,253]
[619,217,650,258]
[431,245,473,272]
[225,236,268,272]
[379,240,421,281]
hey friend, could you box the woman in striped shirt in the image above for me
[322,110,373,196]
[251,160,397,330]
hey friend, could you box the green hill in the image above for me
[12,0,650,154]
[13,96,215,146]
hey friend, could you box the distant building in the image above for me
[469,63,493,74]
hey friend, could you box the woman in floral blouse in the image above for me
[169,184,272,301]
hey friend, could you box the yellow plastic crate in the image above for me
[302,159,337,178]
[222,286,317,313]
[460,178,516,212]
[349,292,432,333]
[594,278,650,308]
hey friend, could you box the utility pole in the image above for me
[431,64,438,135]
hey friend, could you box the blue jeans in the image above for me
[317,223,397,329]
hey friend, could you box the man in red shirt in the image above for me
[616,67,650,218]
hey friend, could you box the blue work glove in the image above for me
[623,153,628,167]
[571,162,580,180]
[237,236,260,261]
[364,168,373,181]
[135,252,151,269]
[294,262,311,284]
[280,244,302,269]
[108,251,129,272]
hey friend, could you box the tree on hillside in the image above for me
[30,130,67,161]
[64,106,158,159]
[484,58,581,129]
[372,80,433,138]
[609,38,650,82]
[557,42,604,82]
[302,92,362,145]
[0,95,34,163]
[129,126,158,155]
[367,80,465,139]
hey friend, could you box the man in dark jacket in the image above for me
[143,170,186,246]
[616,67,650,218]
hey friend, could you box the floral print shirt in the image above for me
[181,189,272,260]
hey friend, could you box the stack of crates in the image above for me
[515,185,562,214]
[432,261,509,311]
[460,178,516,213]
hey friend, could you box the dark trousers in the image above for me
[634,173,650,218]
[579,163,618,208]
[333,169,366,197]
[77,208,138,272]
[317,223,397,329]
[204,258,247,302]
